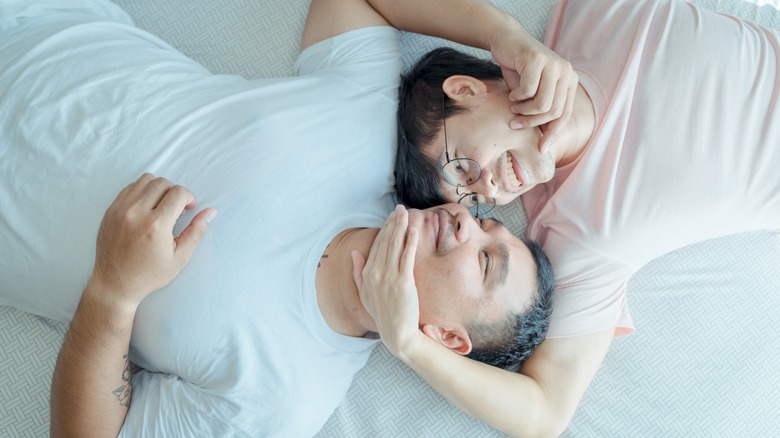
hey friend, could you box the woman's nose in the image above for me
[474,167,499,199]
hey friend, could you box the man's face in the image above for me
[408,204,538,340]
[425,81,556,206]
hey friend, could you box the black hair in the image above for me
[395,47,503,209]
[466,239,555,369]
[396,48,554,369]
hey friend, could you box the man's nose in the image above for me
[453,210,473,243]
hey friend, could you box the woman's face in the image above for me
[425,83,556,206]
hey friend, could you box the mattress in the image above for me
[2,0,780,436]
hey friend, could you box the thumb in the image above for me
[350,250,366,289]
[175,208,216,262]
[538,120,559,153]
[501,67,521,97]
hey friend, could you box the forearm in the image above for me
[400,335,554,438]
[365,0,525,51]
[51,281,137,438]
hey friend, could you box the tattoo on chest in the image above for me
[112,354,132,407]
[318,254,329,268]
[317,242,332,269]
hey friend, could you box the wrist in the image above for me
[486,12,527,53]
[394,330,431,364]
[67,280,139,341]
[83,277,143,317]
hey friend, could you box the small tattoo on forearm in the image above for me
[318,254,329,268]
[112,354,132,407]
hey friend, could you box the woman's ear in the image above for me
[441,75,490,103]
[421,323,473,355]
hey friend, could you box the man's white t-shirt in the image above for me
[0,1,400,435]
[523,0,780,338]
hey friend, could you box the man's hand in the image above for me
[490,28,578,152]
[90,173,216,310]
[350,205,422,360]
[51,173,215,438]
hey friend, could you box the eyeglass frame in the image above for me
[440,94,496,218]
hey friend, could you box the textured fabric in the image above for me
[2,0,780,437]
[0,1,400,435]
[522,0,780,338]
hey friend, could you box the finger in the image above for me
[561,78,577,123]
[174,208,216,265]
[156,184,196,226]
[350,250,366,290]
[104,174,157,220]
[509,62,541,102]
[514,76,565,129]
[117,173,156,204]
[380,207,404,264]
[501,67,521,94]
[366,207,398,267]
[135,176,174,211]
[511,112,549,131]
[538,128,557,155]
[511,106,560,130]
[546,76,568,121]
[382,205,405,248]
[533,70,557,115]
[546,73,569,120]
[137,172,156,184]
[511,75,557,119]
[536,120,565,155]
[182,200,197,215]
[537,82,576,152]
[388,207,409,265]
[509,114,525,130]
[400,227,419,275]
[121,173,153,198]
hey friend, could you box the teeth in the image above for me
[506,153,522,187]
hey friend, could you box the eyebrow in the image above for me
[483,218,510,290]
[495,242,510,289]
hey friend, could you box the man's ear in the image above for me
[441,75,489,103]
[421,324,473,355]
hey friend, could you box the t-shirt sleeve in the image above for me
[542,233,635,338]
[118,370,245,437]
[293,26,401,96]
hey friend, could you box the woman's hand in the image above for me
[490,27,579,152]
[90,173,216,312]
[351,205,423,360]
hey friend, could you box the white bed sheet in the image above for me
[2,0,780,436]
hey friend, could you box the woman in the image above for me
[367,0,780,435]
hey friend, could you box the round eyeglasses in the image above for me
[441,95,496,217]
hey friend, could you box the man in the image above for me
[49,175,552,436]
[0,0,558,435]
[381,0,780,435]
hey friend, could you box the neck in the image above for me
[315,227,379,337]
[552,84,595,168]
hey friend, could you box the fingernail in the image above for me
[510,121,523,129]
[205,209,218,223]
